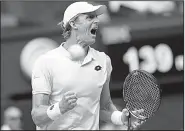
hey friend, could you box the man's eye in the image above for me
[90,15,94,19]
[87,15,95,19]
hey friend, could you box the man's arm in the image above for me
[31,56,78,128]
[31,56,55,128]
[31,92,78,128]
[100,55,126,124]
[99,76,118,123]
[31,93,52,128]
[99,55,145,129]
[99,73,145,130]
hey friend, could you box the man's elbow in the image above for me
[31,109,43,128]
[31,109,38,125]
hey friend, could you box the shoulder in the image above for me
[90,47,111,62]
[34,48,59,65]
[90,47,112,74]
[90,47,112,66]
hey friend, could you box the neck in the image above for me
[63,32,89,56]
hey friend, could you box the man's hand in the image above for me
[121,108,146,130]
[59,91,78,114]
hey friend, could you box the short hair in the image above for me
[58,21,71,40]
[58,15,80,40]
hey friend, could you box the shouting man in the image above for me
[31,2,145,130]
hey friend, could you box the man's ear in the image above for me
[69,21,78,30]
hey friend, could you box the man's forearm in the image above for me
[100,110,113,123]
[100,99,118,123]
[31,105,53,128]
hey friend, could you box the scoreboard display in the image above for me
[99,15,183,85]
[107,34,183,84]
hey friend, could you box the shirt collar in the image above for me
[59,43,71,58]
[86,46,96,60]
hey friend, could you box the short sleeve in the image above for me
[105,55,113,79]
[31,56,52,95]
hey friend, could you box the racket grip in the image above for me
[128,112,131,131]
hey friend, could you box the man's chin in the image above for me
[82,39,95,47]
[77,35,96,47]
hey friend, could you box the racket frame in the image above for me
[123,69,162,120]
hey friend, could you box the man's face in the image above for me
[74,13,99,47]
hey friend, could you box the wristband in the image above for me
[111,111,124,125]
[47,102,61,120]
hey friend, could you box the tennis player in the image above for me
[31,2,145,130]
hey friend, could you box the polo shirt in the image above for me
[32,43,112,130]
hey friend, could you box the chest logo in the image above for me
[50,105,54,110]
[95,65,102,71]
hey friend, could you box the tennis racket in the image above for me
[122,70,162,130]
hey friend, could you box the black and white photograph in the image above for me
[1,1,184,130]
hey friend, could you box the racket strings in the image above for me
[123,70,161,119]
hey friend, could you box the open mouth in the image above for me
[90,28,98,36]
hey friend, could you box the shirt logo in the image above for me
[50,105,54,110]
[33,76,40,79]
[95,65,102,71]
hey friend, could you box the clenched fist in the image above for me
[59,91,78,114]
[121,108,146,130]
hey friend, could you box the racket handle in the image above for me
[128,112,131,131]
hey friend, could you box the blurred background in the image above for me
[1,1,184,130]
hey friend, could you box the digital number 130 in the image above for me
[123,44,174,73]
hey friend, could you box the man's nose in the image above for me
[93,16,99,24]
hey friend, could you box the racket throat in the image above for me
[128,112,131,131]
